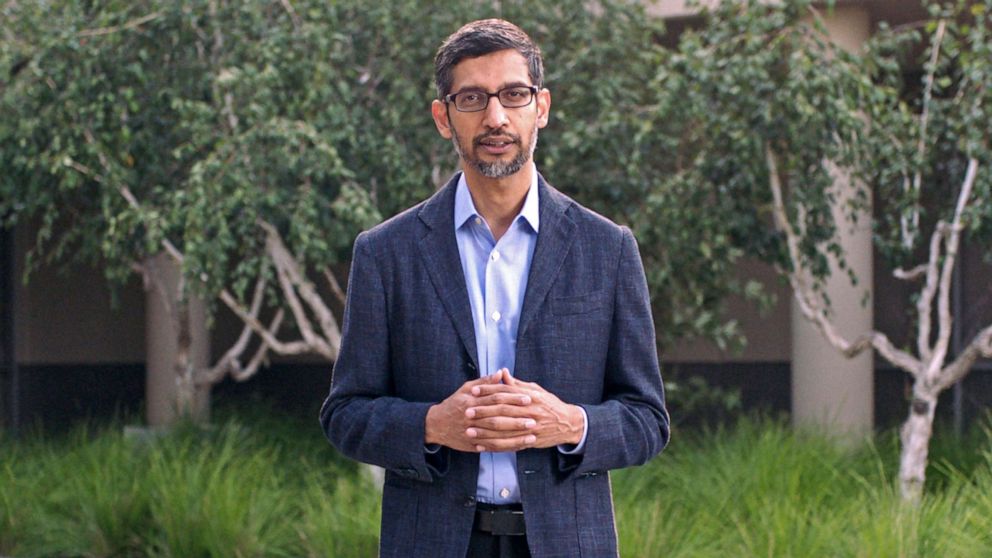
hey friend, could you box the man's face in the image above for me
[432,49,551,179]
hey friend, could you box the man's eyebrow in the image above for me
[454,80,533,92]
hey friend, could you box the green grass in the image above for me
[612,419,992,557]
[3,412,992,557]
[0,412,378,558]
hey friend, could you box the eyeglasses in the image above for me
[444,85,539,113]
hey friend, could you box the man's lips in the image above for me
[475,135,518,155]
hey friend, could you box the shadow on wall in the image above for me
[8,363,333,431]
[8,360,992,433]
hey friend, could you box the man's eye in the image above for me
[461,92,483,103]
[504,89,526,99]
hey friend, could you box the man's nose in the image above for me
[481,97,509,129]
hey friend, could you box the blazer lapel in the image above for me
[517,175,576,345]
[416,175,480,371]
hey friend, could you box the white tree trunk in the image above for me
[172,291,211,423]
[144,253,211,426]
[767,147,989,502]
[898,389,937,502]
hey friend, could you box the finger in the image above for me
[466,426,532,439]
[461,376,489,393]
[470,372,513,395]
[474,434,537,452]
[467,404,536,420]
[469,392,532,408]
[462,374,499,387]
[473,383,532,398]
[495,368,513,383]
[466,426,534,440]
[467,416,537,432]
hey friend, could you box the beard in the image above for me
[451,122,539,179]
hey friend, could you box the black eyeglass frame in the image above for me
[443,85,540,113]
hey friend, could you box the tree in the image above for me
[5,1,740,423]
[649,0,992,501]
[1,1,378,422]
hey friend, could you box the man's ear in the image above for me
[536,88,551,129]
[431,99,453,139]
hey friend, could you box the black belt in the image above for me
[474,503,527,536]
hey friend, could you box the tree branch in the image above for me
[873,331,924,374]
[766,144,920,375]
[937,323,992,392]
[77,11,162,38]
[231,310,285,382]
[218,288,312,355]
[260,220,340,359]
[223,92,239,132]
[270,237,329,356]
[208,1,223,60]
[77,129,185,264]
[915,225,943,363]
[928,158,979,381]
[902,19,947,249]
[279,0,302,30]
[323,266,347,306]
[201,276,268,384]
[893,264,927,281]
[65,149,185,266]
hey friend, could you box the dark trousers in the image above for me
[466,504,532,558]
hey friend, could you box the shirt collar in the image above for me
[453,164,540,233]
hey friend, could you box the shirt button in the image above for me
[499,488,511,499]
[491,311,501,322]
[475,217,483,226]
[491,250,500,261]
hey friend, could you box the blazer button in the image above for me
[464,496,476,507]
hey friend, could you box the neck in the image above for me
[463,163,533,241]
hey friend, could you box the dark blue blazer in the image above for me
[320,173,669,558]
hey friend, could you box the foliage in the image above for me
[648,0,992,498]
[0,411,376,557]
[0,0,761,354]
[613,417,992,557]
[6,412,992,556]
[642,0,870,287]
[648,0,992,338]
[0,1,377,302]
[866,1,992,263]
[662,367,743,427]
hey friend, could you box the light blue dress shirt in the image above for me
[452,166,586,504]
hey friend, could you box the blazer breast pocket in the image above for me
[550,289,610,317]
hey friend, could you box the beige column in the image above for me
[792,6,874,436]
[145,253,211,426]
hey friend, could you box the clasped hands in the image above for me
[425,369,585,453]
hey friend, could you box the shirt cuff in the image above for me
[557,406,588,455]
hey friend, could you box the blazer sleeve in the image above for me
[319,231,447,483]
[560,226,670,475]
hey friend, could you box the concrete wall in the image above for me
[665,259,792,363]
[13,222,145,365]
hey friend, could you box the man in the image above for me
[320,19,669,558]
